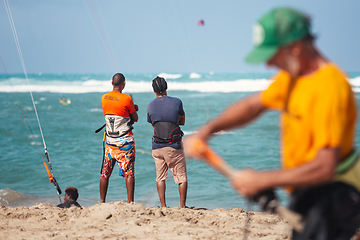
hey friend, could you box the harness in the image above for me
[335,149,360,192]
[95,116,134,175]
[153,121,183,144]
[105,115,133,138]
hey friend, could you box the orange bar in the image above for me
[41,156,54,182]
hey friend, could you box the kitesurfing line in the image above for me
[156,0,193,72]
[3,0,62,202]
[174,0,197,69]
[83,0,119,72]
[85,1,159,204]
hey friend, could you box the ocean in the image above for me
[1,71,360,210]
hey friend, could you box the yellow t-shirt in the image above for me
[261,63,357,170]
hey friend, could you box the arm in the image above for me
[179,114,185,125]
[231,147,339,196]
[184,93,267,159]
[130,97,138,122]
[130,111,138,122]
[194,92,267,141]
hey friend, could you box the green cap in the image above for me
[245,7,310,64]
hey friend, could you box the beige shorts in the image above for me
[152,147,187,184]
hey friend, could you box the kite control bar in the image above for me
[42,153,62,196]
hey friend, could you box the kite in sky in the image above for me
[197,19,205,26]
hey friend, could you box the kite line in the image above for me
[3,0,62,202]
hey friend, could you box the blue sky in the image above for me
[0,0,359,74]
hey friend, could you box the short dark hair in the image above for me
[152,76,167,94]
[112,73,125,86]
[65,187,79,201]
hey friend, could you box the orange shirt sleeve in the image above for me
[127,97,136,115]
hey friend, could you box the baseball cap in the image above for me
[245,7,311,64]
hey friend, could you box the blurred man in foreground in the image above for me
[185,7,360,239]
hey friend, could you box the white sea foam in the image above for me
[349,76,360,87]
[23,106,34,111]
[214,130,233,135]
[30,141,42,146]
[2,76,360,93]
[157,72,182,79]
[182,130,196,136]
[167,79,271,93]
[182,130,232,136]
[90,108,103,112]
[0,79,271,93]
[190,72,201,79]
[352,87,360,93]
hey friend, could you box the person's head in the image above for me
[245,7,317,76]
[112,73,126,91]
[152,76,167,96]
[64,186,79,202]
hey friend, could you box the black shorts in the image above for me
[289,182,360,240]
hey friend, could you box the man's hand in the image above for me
[134,104,139,112]
[183,131,211,159]
[231,169,266,197]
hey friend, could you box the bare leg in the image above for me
[179,182,187,208]
[126,177,135,203]
[156,180,166,207]
[100,178,109,203]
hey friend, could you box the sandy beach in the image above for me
[0,201,293,240]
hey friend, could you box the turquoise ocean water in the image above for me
[1,71,360,210]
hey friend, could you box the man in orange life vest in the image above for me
[100,73,138,203]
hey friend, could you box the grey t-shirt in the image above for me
[147,96,185,150]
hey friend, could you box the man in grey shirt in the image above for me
[147,76,187,208]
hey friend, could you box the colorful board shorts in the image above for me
[100,134,135,179]
[152,146,187,184]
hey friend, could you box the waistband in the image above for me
[335,149,360,192]
[336,149,359,174]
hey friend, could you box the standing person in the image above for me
[57,186,81,208]
[147,76,188,208]
[100,73,138,203]
[185,7,360,239]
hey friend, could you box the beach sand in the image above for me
[0,201,293,240]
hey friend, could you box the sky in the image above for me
[0,0,359,74]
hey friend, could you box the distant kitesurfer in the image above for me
[57,186,81,208]
[185,7,360,239]
[147,76,187,208]
[100,73,138,203]
[58,97,71,106]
